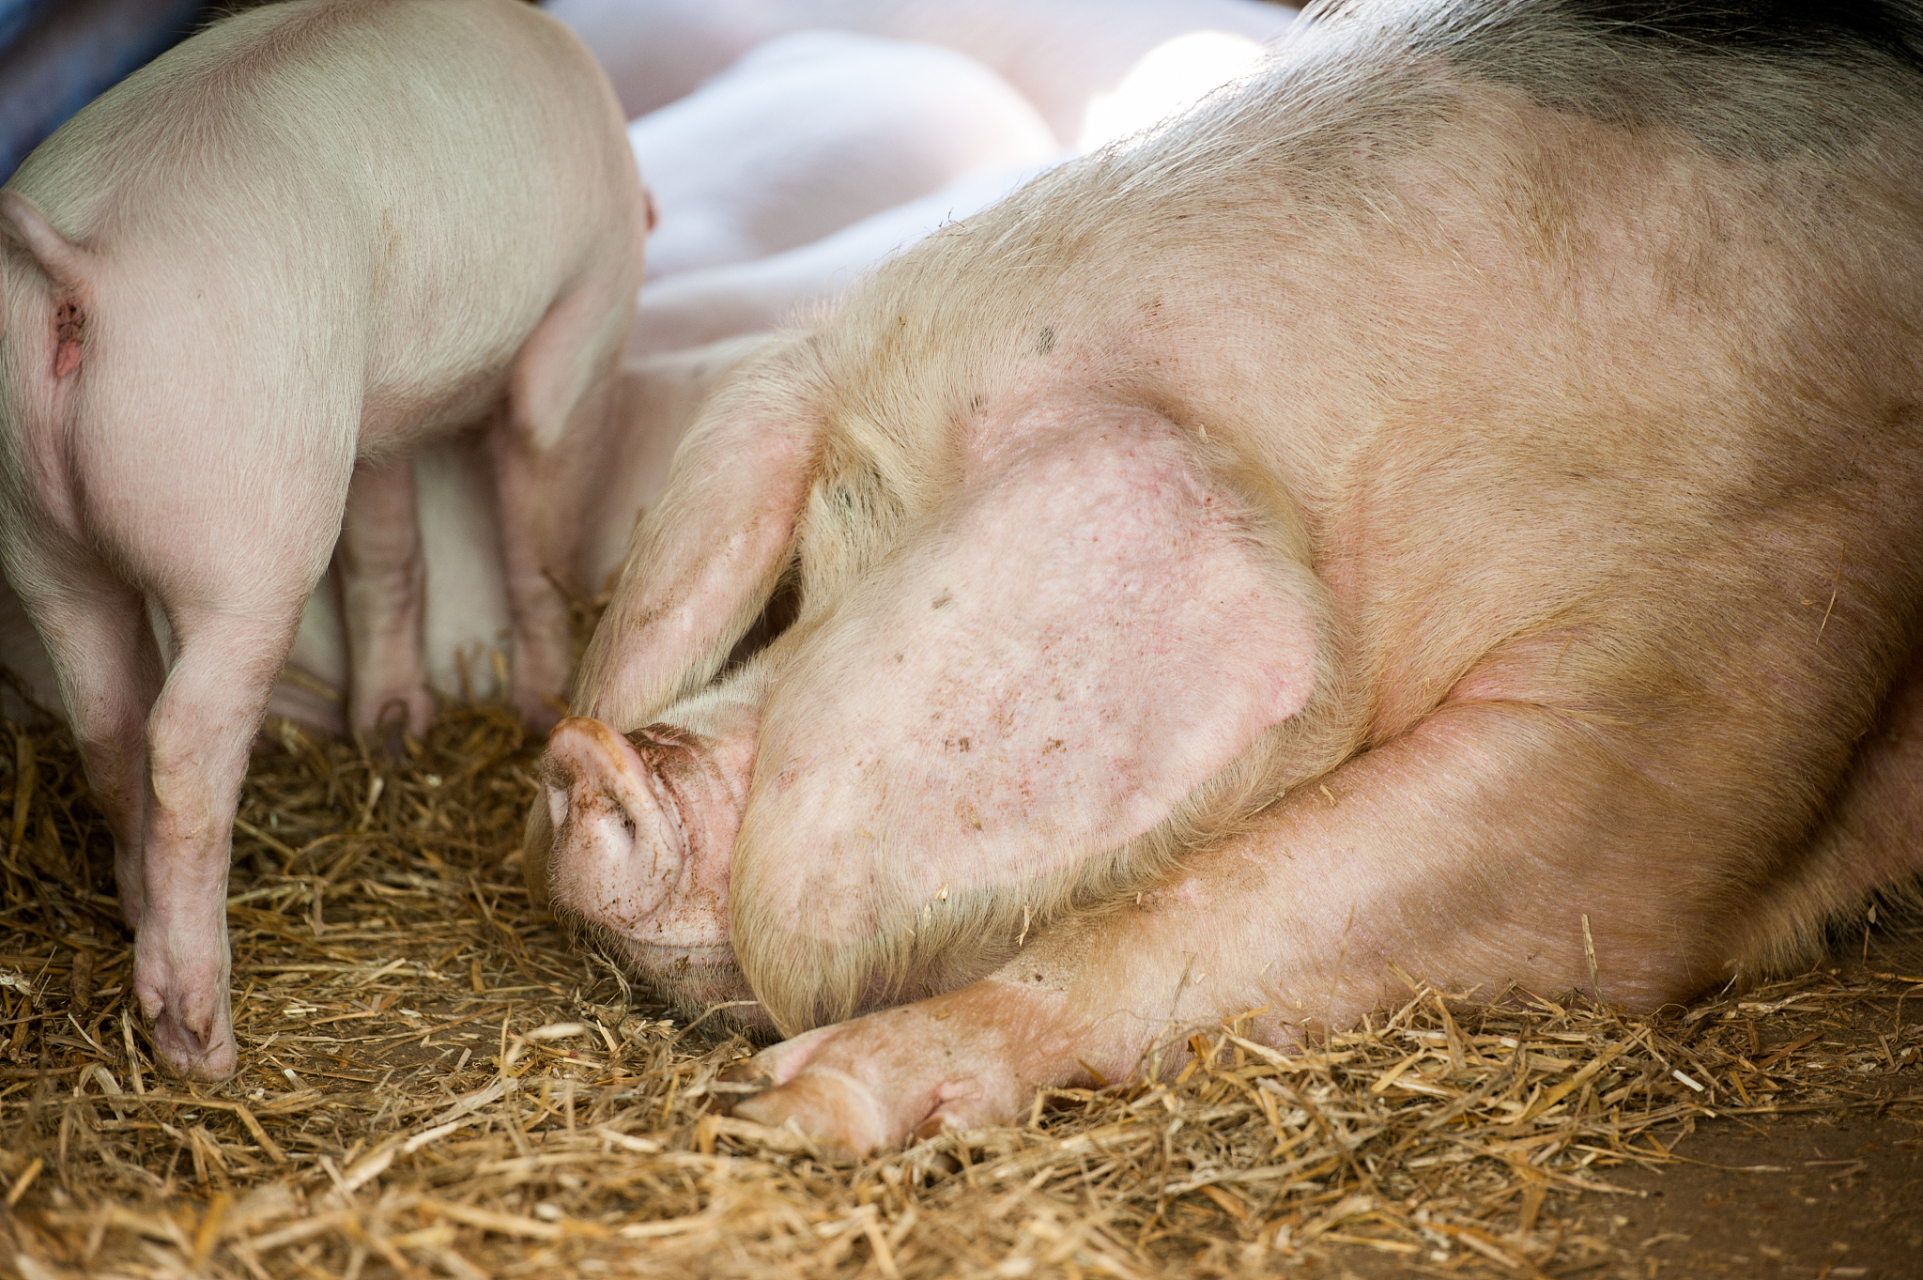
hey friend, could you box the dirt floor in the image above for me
[1,700,1919,1279]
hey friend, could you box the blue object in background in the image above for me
[0,0,207,182]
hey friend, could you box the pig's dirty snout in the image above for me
[543,717,690,928]
[538,711,761,1025]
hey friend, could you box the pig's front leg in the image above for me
[730,699,1784,1152]
[337,456,433,751]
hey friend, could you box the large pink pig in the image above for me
[0,0,646,1079]
[535,0,1923,1152]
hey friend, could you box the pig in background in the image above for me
[0,0,645,1080]
[623,29,1276,359]
[628,31,1056,282]
[260,9,1290,717]
[545,0,1298,151]
[534,0,1923,1154]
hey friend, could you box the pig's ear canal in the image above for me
[731,406,1332,1035]
[0,192,89,379]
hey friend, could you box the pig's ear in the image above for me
[0,192,90,379]
[731,404,1332,1034]
[573,350,819,730]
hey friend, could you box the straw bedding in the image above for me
[1,695,1918,1279]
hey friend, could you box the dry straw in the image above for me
[1,695,1918,1278]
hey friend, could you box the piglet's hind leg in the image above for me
[338,456,433,754]
[495,275,637,730]
[137,607,294,1080]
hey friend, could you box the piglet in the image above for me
[268,336,770,738]
[0,0,646,1079]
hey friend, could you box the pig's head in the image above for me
[530,341,1347,1038]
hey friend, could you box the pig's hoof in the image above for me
[718,1060,775,1092]
[732,1067,892,1156]
[373,698,420,761]
[152,1008,239,1081]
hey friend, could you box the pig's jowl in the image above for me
[538,0,1923,1152]
[0,0,645,1080]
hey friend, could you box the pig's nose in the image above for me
[542,716,686,927]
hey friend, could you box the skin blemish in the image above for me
[1036,325,1056,356]
[931,589,953,609]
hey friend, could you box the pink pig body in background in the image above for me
[533,0,1923,1151]
[0,0,646,1079]
[544,0,1298,149]
[627,31,1056,283]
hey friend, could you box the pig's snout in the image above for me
[539,713,764,1027]
[543,717,688,928]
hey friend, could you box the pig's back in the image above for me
[6,0,642,435]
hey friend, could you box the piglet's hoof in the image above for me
[147,997,239,1082]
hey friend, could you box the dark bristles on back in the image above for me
[1566,0,1923,72]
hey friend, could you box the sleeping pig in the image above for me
[0,0,646,1079]
[533,0,1923,1152]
